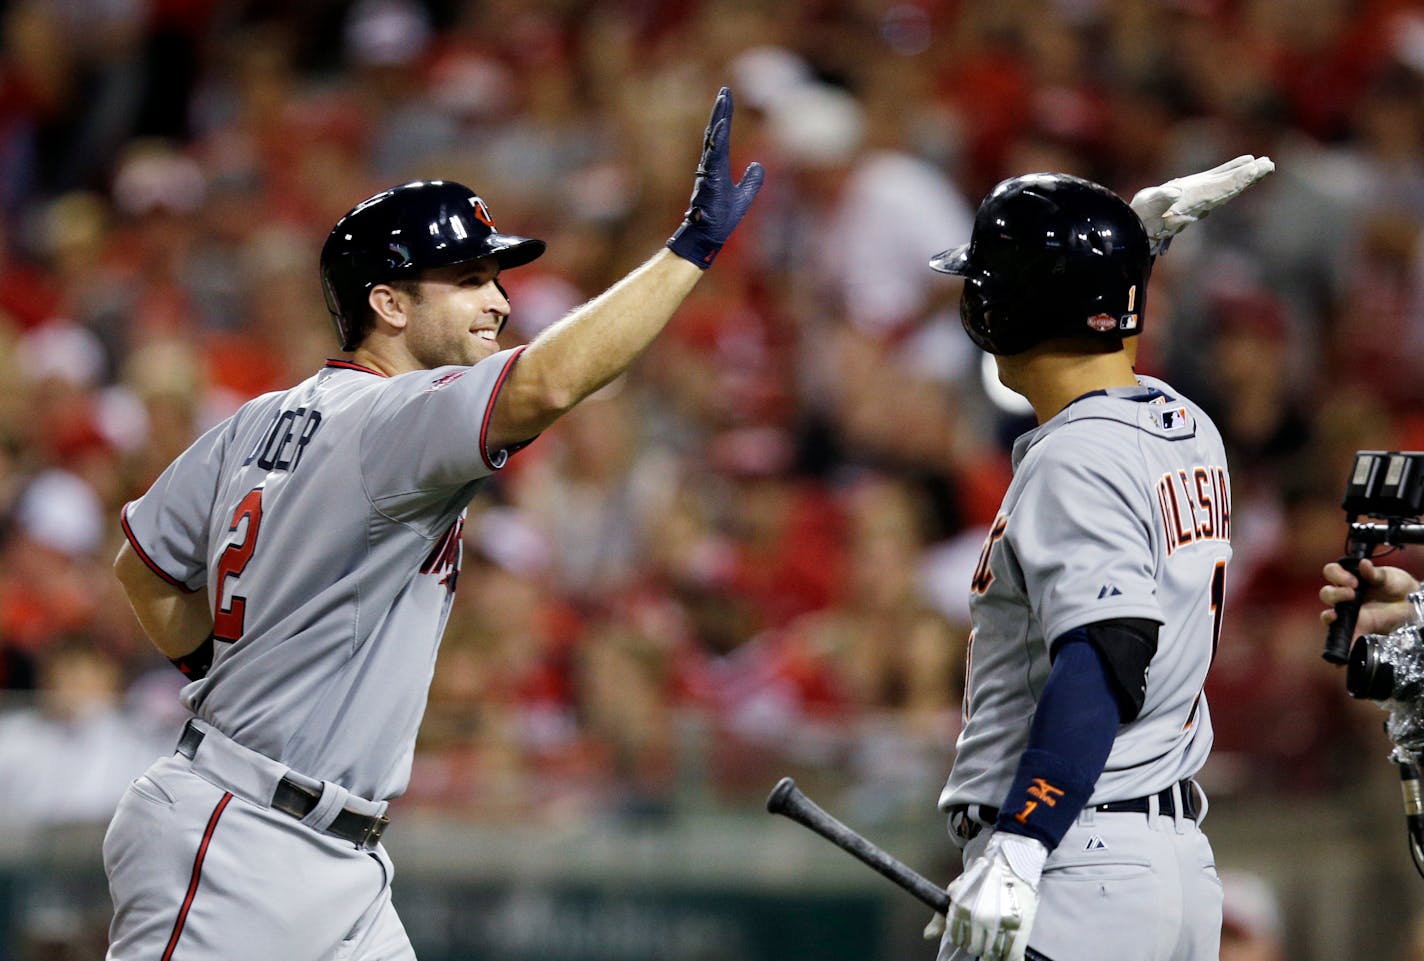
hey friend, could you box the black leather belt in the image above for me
[950,778,1200,842]
[176,721,390,849]
[1096,779,1200,820]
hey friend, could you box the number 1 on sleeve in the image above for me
[1184,558,1228,731]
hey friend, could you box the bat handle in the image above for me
[767,778,950,915]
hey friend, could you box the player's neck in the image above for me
[349,341,422,378]
[997,346,1139,424]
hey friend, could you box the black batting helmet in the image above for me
[320,180,546,350]
[929,173,1151,356]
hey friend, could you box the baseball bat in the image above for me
[766,777,1056,961]
[766,776,950,914]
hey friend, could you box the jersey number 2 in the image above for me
[212,488,264,642]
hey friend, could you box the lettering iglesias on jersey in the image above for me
[1155,466,1230,556]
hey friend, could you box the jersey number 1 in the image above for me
[1185,558,1228,731]
[212,488,264,642]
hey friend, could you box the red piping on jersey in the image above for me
[479,345,527,471]
[323,359,387,376]
[120,503,199,593]
[161,791,233,961]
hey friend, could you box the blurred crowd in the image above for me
[0,0,1422,828]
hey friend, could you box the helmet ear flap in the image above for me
[959,268,1035,355]
[320,251,364,350]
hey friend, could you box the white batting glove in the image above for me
[1130,155,1275,254]
[935,832,1047,961]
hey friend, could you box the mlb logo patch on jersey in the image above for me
[1141,404,1194,435]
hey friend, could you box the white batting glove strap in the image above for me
[939,833,1047,961]
[996,831,1048,886]
[1130,155,1275,252]
[924,910,946,941]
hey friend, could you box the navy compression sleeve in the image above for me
[992,631,1121,850]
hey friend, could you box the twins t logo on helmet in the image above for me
[469,196,496,228]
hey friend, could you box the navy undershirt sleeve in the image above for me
[993,630,1122,851]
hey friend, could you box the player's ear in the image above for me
[367,284,410,333]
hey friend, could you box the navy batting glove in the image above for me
[666,87,765,268]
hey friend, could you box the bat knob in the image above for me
[766,776,798,814]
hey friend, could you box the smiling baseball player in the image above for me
[924,159,1272,961]
[104,88,762,961]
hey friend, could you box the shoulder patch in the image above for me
[425,370,467,392]
[1141,403,1195,436]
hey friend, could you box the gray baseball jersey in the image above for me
[941,375,1231,812]
[120,350,528,802]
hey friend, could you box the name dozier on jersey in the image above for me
[241,406,325,473]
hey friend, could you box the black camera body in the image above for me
[1346,602,1424,705]
[1341,450,1424,519]
[1329,452,1424,878]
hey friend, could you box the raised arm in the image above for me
[1130,155,1274,255]
[486,87,764,450]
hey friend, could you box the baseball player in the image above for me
[923,159,1273,961]
[103,87,762,961]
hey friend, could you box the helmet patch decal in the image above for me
[1087,313,1117,332]
[469,196,496,228]
[1120,285,1139,330]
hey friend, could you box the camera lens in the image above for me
[1347,636,1396,700]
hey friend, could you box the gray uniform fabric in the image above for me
[939,375,1230,961]
[120,352,522,800]
[107,349,528,961]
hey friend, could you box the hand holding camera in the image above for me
[1323,451,1424,878]
[1320,558,1420,639]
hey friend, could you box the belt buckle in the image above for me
[360,814,391,849]
[950,807,984,842]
